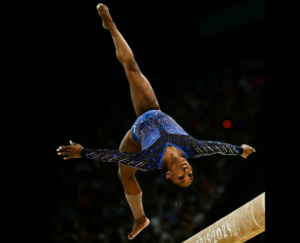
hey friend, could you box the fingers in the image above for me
[242,145,256,153]
[57,149,73,154]
[57,146,72,150]
[57,141,82,160]
[57,142,78,151]
[57,151,72,160]
[57,148,73,152]
[57,153,73,160]
[58,152,71,156]
[248,146,256,152]
[241,148,256,159]
[57,146,73,159]
[247,145,255,151]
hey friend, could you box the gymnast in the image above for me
[57,3,256,240]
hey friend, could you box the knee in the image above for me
[118,169,135,186]
[125,59,140,72]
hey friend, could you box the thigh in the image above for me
[118,129,141,177]
[125,65,160,117]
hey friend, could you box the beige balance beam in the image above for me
[183,192,265,243]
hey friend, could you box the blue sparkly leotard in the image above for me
[81,110,244,171]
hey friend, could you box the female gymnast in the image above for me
[57,4,256,240]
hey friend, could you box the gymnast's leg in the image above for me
[118,130,150,240]
[97,4,160,117]
[96,4,157,239]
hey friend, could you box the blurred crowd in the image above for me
[52,48,265,243]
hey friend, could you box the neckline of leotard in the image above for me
[158,143,188,169]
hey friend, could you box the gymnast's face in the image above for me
[166,157,194,188]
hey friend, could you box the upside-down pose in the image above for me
[57,4,256,240]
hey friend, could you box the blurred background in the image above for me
[38,0,265,242]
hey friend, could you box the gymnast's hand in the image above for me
[241,144,256,159]
[57,141,83,160]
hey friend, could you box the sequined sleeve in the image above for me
[81,148,151,171]
[188,139,244,158]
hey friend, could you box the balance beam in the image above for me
[183,192,265,243]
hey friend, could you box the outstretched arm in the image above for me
[56,140,137,161]
[56,141,153,171]
[188,139,255,159]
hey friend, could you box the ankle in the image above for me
[108,23,117,32]
[135,215,147,223]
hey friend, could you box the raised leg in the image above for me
[97,4,160,117]
[118,130,150,240]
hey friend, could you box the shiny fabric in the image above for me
[81,111,243,171]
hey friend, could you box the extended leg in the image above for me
[118,130,150,240]
[97,4,160,117]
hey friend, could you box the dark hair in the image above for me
[166,179,190,206]
[166,179,201,206]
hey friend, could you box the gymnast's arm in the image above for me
[187,139,255,159]
[56,141,150,170]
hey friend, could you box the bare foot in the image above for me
[96,4,115,30]
[128,216,150,240]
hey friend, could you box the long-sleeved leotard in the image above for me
[81,110,243,172]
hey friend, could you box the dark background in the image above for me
[38,0,265,242]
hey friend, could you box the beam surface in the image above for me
[183,192,265,243]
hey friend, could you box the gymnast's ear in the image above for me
[166,171,171,179]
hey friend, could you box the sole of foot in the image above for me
[128,218,150,240]
[96,3,115,30]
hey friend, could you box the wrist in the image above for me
[81,148,86,157]
[239,146,245,155]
